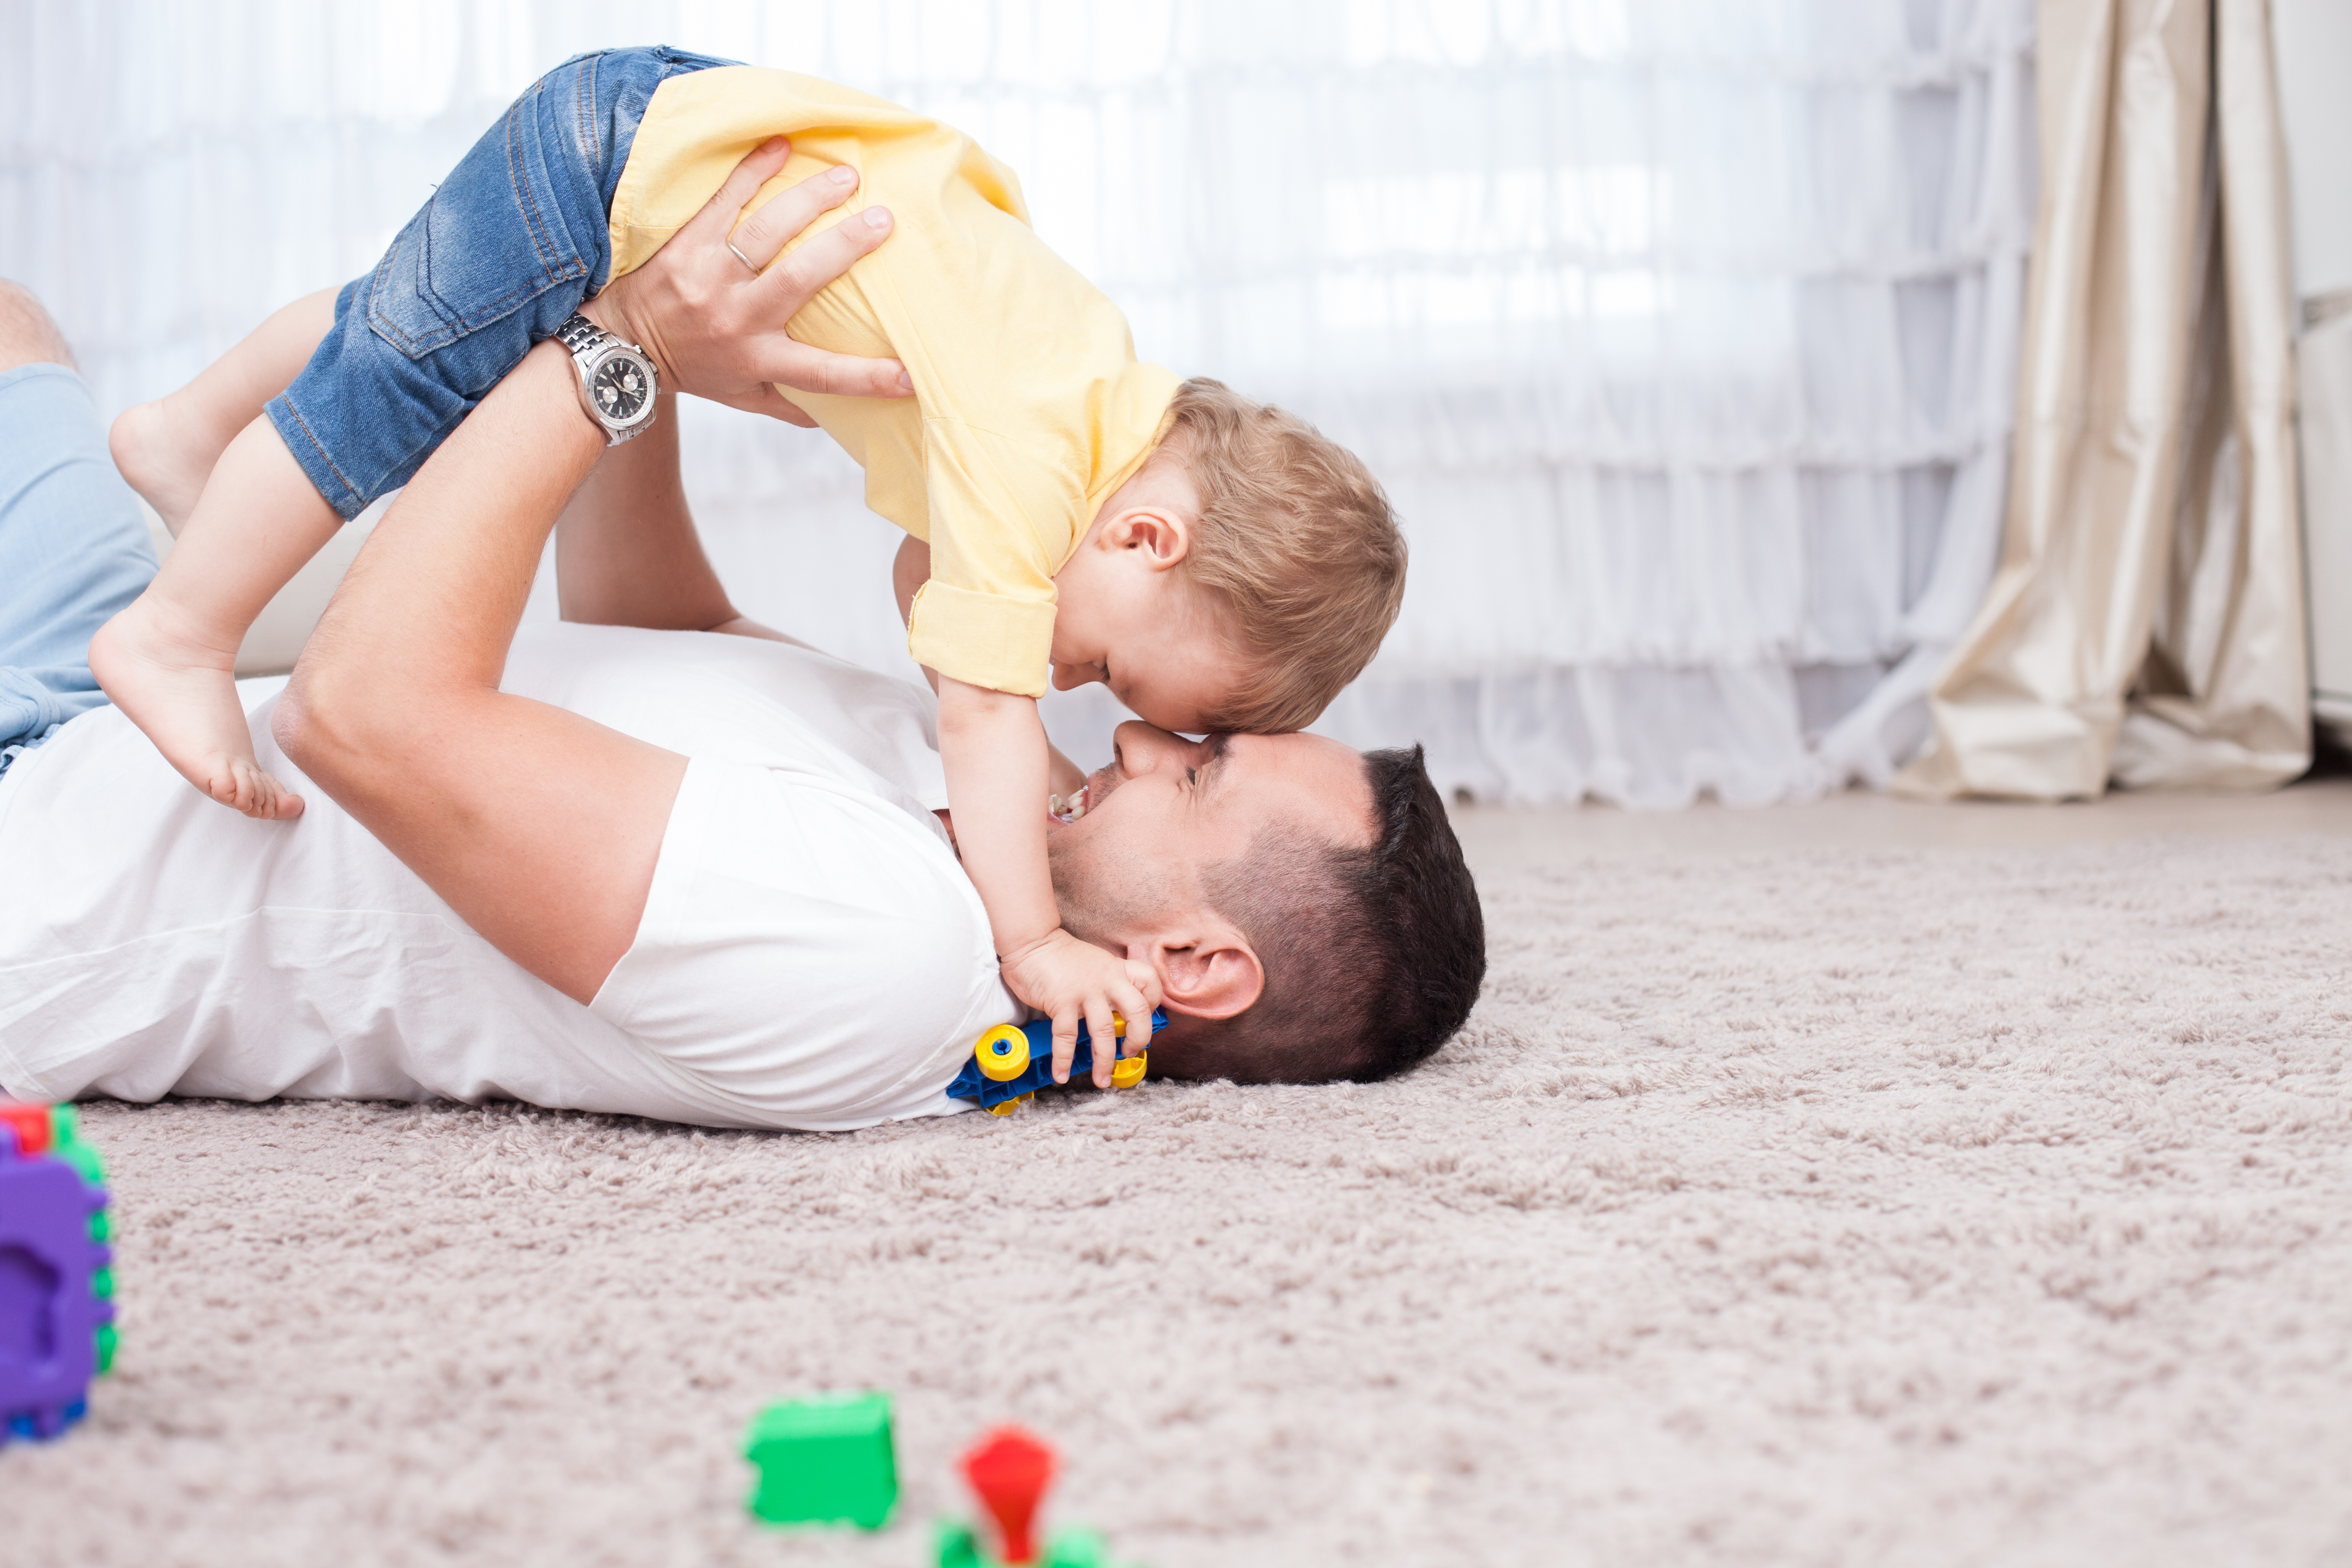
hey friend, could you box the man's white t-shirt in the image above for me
[0,624,1014,1130]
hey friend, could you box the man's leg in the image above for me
[0,281,77,375]
[0,280,159,773]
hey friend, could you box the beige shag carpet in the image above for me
[12,833,2352,1567]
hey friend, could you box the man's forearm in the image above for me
[554,390,742,632]
[266,142,911,1004]
[287,343,603,727]
[273,342,689,1001]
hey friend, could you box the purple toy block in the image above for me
[0,1120,113,1446]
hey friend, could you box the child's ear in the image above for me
[1104,508,1191,571]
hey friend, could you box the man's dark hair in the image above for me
[1174,745,1485,1083]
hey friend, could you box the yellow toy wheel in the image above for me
[974,1023,1030,1081]
[1111,1051,1148,1089]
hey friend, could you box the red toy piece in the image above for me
[0,1101,49,1156]
[960,1426,1057,1564]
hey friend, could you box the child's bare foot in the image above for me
[89,595,304,820]
[110,400,230,533]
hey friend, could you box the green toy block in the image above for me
[936,1520,984,1568]
[1045,1527,1109,1567]
[47,1104,106,1185]
[743,1390,897,1529]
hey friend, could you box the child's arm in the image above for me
[895,536,1085,800]
[935,675,1158,1086]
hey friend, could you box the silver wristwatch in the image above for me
[554,312,658,445]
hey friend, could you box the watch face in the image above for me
[591,354,650,424]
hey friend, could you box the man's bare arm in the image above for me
[275,147,900,1002]
[554,392,798,644]
[275,343,666,1001]
[554,391,735,632]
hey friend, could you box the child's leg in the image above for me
[111,288,337,531]
[87,416,338,819]
[92,48,710,816]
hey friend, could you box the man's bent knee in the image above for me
[0,280,78,375]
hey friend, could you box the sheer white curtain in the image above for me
[1,0,2034,805]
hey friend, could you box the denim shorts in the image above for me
[266,46,736,520]
[0,364,158,774]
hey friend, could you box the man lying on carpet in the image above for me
[0,165,1485,1132]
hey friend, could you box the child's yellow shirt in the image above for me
[608,66,1179,699]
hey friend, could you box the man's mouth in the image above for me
[1048,780,1092,823]
[1049,766,1124,824]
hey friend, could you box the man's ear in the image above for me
[1137,928,1262,1020]
[1101,508,1191,572]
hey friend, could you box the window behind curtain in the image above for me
[0,0,2034,804]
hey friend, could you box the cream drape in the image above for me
[1899,0,2308,800]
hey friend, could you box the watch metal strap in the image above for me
[555,313,611,357]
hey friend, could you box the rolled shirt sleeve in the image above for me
[905,580,1059,696]
[905,417,1086,696]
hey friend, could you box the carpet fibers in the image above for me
[11,834,2352,1566]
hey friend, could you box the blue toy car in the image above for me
[946,1011,1168,1114]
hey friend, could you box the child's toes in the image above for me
[235,763,302,821]
[210,759,271,819]
[231,771,271,818]
[200,758,250,812]
[257,771,305,821]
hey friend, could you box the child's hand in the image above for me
[998,929,1161,1088]
[1047,743,1087,805]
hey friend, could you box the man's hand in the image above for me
[998,928,1161,1089]
[583,137,911,427]
[278,134,918,1006]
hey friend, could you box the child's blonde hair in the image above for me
[1164,379,1406,733]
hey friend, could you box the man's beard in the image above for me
[1047,827,1168,946]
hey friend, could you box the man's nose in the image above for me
[1111,719,1191,775]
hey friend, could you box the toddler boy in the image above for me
[95,46,1405,1078]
